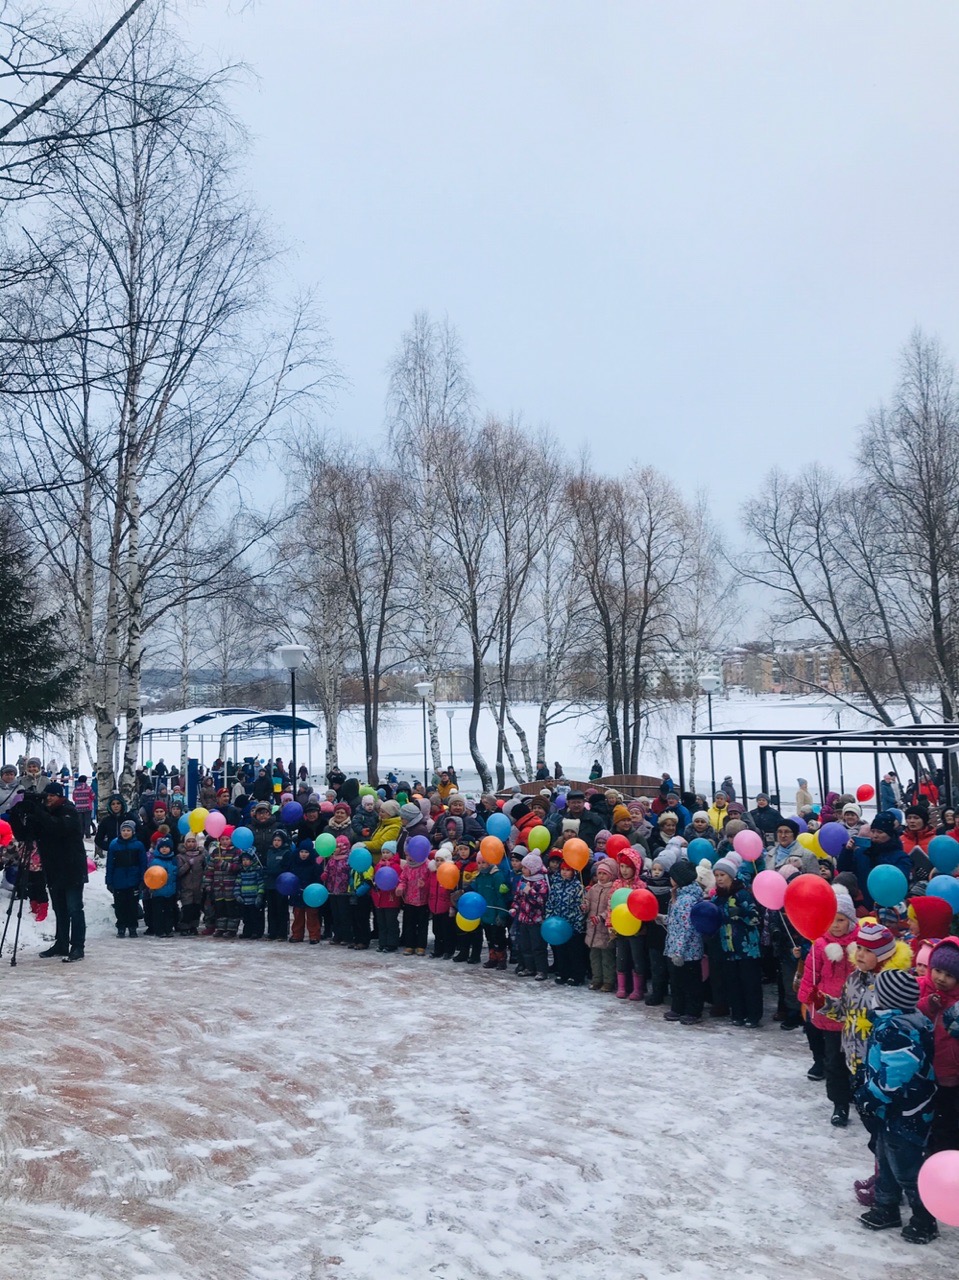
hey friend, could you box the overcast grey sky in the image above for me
[175,0,959,492]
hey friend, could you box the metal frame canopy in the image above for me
[141,707,321,772]
[676,723,959,808]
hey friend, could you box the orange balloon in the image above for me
[144,865,168,890]
[562,838,590,872]
[479,835,505,864]
[436,861,460,890]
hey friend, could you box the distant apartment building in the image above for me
[722,642,858,694]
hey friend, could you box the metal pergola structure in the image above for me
[141,710,320,781]
[676,724,959,808]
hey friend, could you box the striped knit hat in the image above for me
[855,920,896,962]
[874,968,920,1012]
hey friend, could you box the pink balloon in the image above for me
[732,829,764,862]
[919,1150,959,1226]
[205,810,227,838]
[86,857,97,874]
[752,869,788,911]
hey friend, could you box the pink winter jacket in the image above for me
[397,860,430,907]
[371,853,401,909]
[427,867,453,915]
[798,932,855,1032]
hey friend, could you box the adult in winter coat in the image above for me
[29,783,88,961]
[0,762,23,815]
[795,779,814,809]
[721,776,737,803]
[249,802,277,865]
[445,794,486,840]
[879,772,902,812]
[366,801,403,855]
[395,802,429,854]
[545,791,607,850]
[94,793,131,854]
[252,769,275,802]
[836,812,913,908]
[749,794,785,837]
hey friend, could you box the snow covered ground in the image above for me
[0,876,955,1279]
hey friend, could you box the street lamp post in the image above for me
[413,680,434,788]
[276,643,308,787]
[445,707,454,769]
[700,675,721,796]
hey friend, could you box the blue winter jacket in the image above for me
[716,883,761,959]
[148,850,178,898]
[855,1007,936,1146]
[546,874,587,933]
[665,883,705,962]
[106,836,147,892]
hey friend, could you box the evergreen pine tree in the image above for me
[0,509,79,739]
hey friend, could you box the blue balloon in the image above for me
[927,875,959,911]
[281,801,303,824]
[276,871,300,896]
[867,864,908,908]
[355,881,370,896]
[178,814,191,836]
[457,890,486,921]
[929,835,959,874]
[231,826,254,851]
[303,882,329,908]
[690,900,722,936]
[687,837,716,864]
[486,813,511,841]
[541,915,573,945]
[374,865,399,891]
[348,847,372,873]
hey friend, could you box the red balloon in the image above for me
[784,873,837,941]
[0,818,13,847]
[856,784,875,803]
[627,888,659,922]
[605,834,632,858]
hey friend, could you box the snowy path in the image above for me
[0,887,955,1279]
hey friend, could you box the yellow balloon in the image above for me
[455,912,481,932]
[610,903,641,936]
[188,807,209,833]
[527,825,550,852]
[797,831,820,854]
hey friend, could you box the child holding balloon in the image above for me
[397,843,430,955]
[511,852,550,979]
[234,850,265,939]
[797,886,857,1125]
[205,828,241,938]
[545,857,587,985]
[712,852,763,1027]
[585,857,617,990]
[148,836,179,938]
[372,845,402,952]
[105,817,147,938]
[609,848,645,1000]
[288,840,325,943]
[918,937,959,1154]
[428,847,457,958]
[175,832,205,936]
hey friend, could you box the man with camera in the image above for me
[16,782,88,962]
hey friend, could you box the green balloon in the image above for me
[527,825,551,852]
[314,832,336,858]
[359,784,375,797]
[610,887,631,909]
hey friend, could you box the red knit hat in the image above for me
[909,895,955,939]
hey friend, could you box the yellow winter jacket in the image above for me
[365,815,402,855]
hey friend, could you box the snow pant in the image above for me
[401,903,429,950]
[778,954,800,1016]
[704,932,727,1009]
[723,955,764,1023]
[516,922,548,976]
[669,959,705,1017]
[823,1030,851,1106]
[483,922,508,952]
[928,1085,959,1154]
[152,897,177,936]
[112,887,139,933]
[266,888,289,939]
[805,1020,825,1073]
[432,911,455,956]
[142,895,154,933]
[553,933,587,982]
[49,884,85,955]
[874,1128,935,1227]
[350,896,372,946]
[375,906,401,950]
[330,894,352,943]
[77,810,94,839]
[178,901,201,934]
[615,934,643,976]
[214,897,239,935]
[239,902,264,938]
[590,946,616,986]
[453,916,482,960]
[291,905,321,942]
[643,944,669,1002]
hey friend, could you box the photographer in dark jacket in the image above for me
[27,783,88,961]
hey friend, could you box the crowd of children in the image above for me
[71,778,959,1243]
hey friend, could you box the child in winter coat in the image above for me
[855,970,938,1244]
[149,836,178,938]
[175,833,205,935]
[712,852,763,1027]
[450,851,483,962]
[472,851,511,970]
[348,855,374,950]
[663,860,705,1023]
[585,857,617,990]
[234,850,265,939]
[641,848,676,1006]
[264,829,292,940]
[767,865,805,1030]
[918,937,959,1154]
[510,852,550,979]
[609,847,645,1000]
[204,829,240,937]
[397,849,430,955]
[428,846,456,959]
[322,837,353,945]
[797,886,857,1125]
[288,840,324,943]
[546,860,587,985]
[105,818,147,938]
[371,843,402,952]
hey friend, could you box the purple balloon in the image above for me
[817,821,849,857]
[281,801,303,824]
[406,834,431,863]
[374,865,399,891]
[554,793,566,810]
[789,815,809,833]
[275,871,301,897]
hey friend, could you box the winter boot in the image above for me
[901,1212,939,1244]
[483,950,500,969]
[496,955,508,971]
[854,1174,878,1207]
[616,973,628,999]
[39,945,68,958]
[859,1204,902,1231]
[590,975,603,990]
[629,973,645,1002]
[830,1103,849,1128]
[452,950,468,963]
